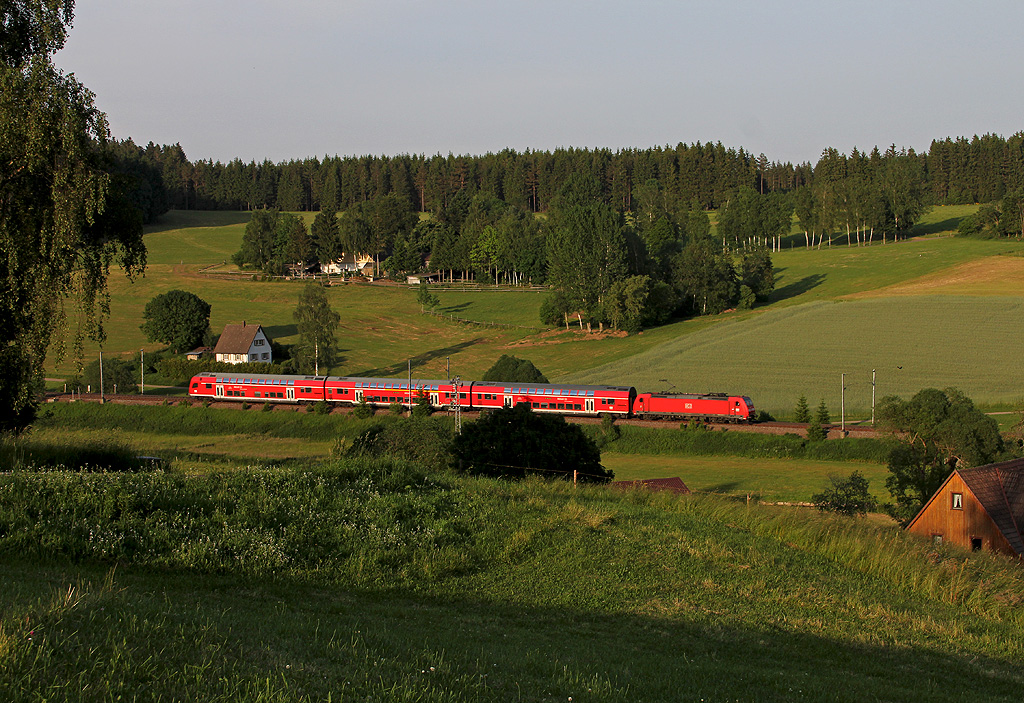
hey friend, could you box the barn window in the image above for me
[951,493,963,510]
[971,538,982,551]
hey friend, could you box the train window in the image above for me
[532,403,539,408]
[460,393,467,400]
[541,403,548,408]
[557,403,565,410]
[255,392,261,398]
[574,404,581,410]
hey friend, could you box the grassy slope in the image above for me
[2,467,1023,702]
[54,206,1022,410]
[568,210,1024,414]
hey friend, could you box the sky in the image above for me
[53,0,1024,166]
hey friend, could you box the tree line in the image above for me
[123,132,1024,218]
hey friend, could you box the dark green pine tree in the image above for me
[794,395,811,423]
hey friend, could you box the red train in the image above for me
[188,372,756,422]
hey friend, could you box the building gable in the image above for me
[907,461,1024,557]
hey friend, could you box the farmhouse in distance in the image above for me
[213,322,273,364]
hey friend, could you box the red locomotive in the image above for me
[632,392,755,423]
[188,372,754,422]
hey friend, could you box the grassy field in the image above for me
[2,462,1023,702]
[604,452,888,502]
[50,205,1024,412]
[567,295,1024,416]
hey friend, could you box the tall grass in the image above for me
[0,434,151,472]
[0,458,474,584]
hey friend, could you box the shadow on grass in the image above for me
[702,481,743,494]
[438,302,473,314]
[769,272,826,303]
[353,338,485,378]
[262,324,298,339]
[911,217,964,237]
[7,561,1020,703]
[144,210,253,235]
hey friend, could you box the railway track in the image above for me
[45,393,879,439]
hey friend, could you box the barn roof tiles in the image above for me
[957,459,1024,555]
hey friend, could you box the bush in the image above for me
[806,418,827,442]
[82,357,138,395]
[347,417,456,472]
[451,404,612,482]
[812,471,876,516]
[389,401,404,416]
[353,398,373,419]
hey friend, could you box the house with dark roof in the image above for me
[213,322,272,364]
[906,459,1024,558]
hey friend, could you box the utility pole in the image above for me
[871,368,876,426]
[452,375,462,434]
[841,372,846,433]
[141,349,145,395]
[99,351,105,404]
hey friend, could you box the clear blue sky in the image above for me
[54,0,1024,166]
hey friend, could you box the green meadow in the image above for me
[567,295,1024,416]
[3,461,1024,702]
[49,204,1024,418]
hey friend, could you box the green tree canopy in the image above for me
[450,404,611,482]
[1,0,146,431]
[293,283,340,375]
[877,387,1010,524]
[481,355,548,384]
[139,290,211,354]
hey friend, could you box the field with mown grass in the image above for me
[2,458,1024,702]
[567,294,1024,416]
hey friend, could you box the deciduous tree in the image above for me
[877,387,1008,523]
[140,290,211,354]
[292,283,340,375]
[1,1,146,430]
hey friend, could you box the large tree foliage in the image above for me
[450,403,612,482]
[1,1,145,431]
[877,388,1009,524]
[139,290,211,354]
[292,283,340,375]
[481,355,548,384]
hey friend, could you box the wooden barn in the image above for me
[906,459,1024,558]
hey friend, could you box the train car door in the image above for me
[355,390,363,402]
[286,387,295,401]
[430,392,439,406]
[504,396,511,407]
[215,384,224,398]
[585,398,595,413]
